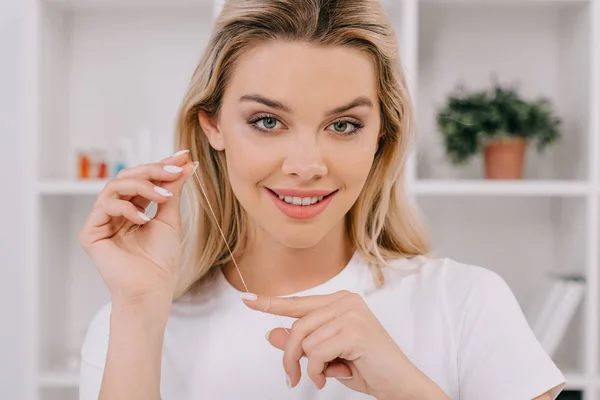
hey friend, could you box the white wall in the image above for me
[0,0,27,398]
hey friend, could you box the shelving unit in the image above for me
[22,0,600,399]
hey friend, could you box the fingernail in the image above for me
[171,149,189,157]
[154,186,173,197]
[336,375,353,380]
[240,292,257,301]
[163,165,183,173]
[286,374,292,389]
[137,211,151,221]
[265,330,271,341]
[192,161,199,172]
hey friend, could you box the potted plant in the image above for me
[435,80,562,179]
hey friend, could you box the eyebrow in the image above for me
[238,94,374,117]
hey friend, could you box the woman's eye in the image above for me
[328,120,363,135]
[331,121,351,133]
[252,117,283,131]
[249,115,362,136]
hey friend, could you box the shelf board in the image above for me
[562,371,600,390]
[38,369,79,388]
[413,180,591,197]
[38,179,109,195]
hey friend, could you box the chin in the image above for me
[271,230,326,249]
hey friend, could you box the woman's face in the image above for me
[200,41,382,248]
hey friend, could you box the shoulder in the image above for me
[380,254,511,301]
[374,254,522,325]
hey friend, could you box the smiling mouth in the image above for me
[267,188,338,206]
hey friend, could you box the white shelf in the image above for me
[38,370,79,388]
[414,180,592,196]
[38,179,109,195]
[563,372,600,390]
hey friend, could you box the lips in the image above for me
[269,188,338,198]
[265,187,338,220]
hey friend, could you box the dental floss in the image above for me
[191,166,291,336]
[127,162,291,335]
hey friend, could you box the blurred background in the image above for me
[1,0,599,399]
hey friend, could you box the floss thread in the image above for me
[190,166,291,336]
[125,162,291,336]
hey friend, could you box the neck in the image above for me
[222,220,355,297]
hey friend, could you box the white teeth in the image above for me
[275,193,324,206]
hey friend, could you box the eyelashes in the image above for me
[247,113,364,136]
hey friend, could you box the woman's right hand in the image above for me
[79,150,198,305]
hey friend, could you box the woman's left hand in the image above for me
[242,290,448,400]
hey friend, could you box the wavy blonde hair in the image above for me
[172,0,430,300]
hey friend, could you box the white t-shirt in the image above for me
[80,252,566,399]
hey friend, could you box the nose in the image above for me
[281,133,328,180]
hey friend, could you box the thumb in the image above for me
[153,161,198,229]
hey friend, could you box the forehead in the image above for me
[224,41,378,111]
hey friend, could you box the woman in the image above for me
[78,0,566,399]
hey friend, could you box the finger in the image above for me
[116,163,183,208]
[242,290,352,318]
[97,178,176,209]
[279,306,341,387]
[87,198,152,229]
[113,156,188,181]
[305,331,348,390]
[152,160,198,229]
[95,152,190,208]
[265,328,352,386]
[113,150,190,208]
[323,361,353,380]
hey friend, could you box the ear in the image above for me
[198,110,225,151]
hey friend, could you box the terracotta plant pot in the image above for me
[483,137,528,179]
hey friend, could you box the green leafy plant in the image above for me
[435,80,562,165]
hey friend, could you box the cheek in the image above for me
[329,136,378,190]
[222,126,276,191]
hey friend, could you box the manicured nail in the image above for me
[336,375,353,380]
[154,186,173,197]
[286,374,292,389]
[265,330,271,341]
[240,292,257,301]
[163,165,183,173]
[171,149,189,157]
[137,211,151,221]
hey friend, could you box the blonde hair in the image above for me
[172,0,430,300]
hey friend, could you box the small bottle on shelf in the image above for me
[97,156,108,179]
[113,137,134,177]
[89,149,108,179]
[77,150,91,180]
[113,150,127,177]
